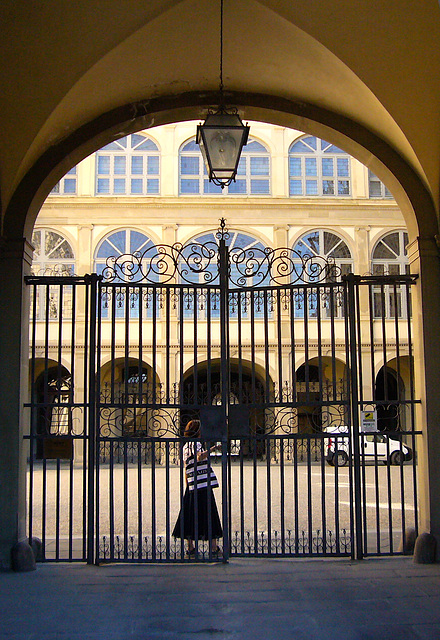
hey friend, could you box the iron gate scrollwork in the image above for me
[25,220,420,563]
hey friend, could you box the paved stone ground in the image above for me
[1,557,440,639]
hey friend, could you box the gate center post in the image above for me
[345,273,364,560]
[219,230,230,562]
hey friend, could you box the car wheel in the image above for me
[390,450,405,465]
[326,459,335,467]
[335,450,349,467]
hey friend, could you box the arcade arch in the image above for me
[30,360,72,459]
[2,95,439,567]
[99,357,161,437]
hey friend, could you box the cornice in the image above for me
[42,196,400,212]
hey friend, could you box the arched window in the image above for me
[372,230,410,318]
[50,166,77,195]
[369,170,393,198]
[292,230,353,318]
[31,229,75,320]
[289,136,351,197]
[293,230,353,273]
[181,230,268,319]
[31,229,75,276]
[94,228,154,270]
[179,138,270,195]
[94,229,157,319]
[183,229,267,282]
[96,134,160,195]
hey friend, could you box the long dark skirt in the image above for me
[172,486,223,541]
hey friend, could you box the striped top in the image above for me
[183,441,219,491]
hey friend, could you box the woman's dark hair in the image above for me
[184,419,200,437]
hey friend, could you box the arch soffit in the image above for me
[5,92,434,243]
[99,356,160,381]
[373,356,412,382]
[17,0,424,184]
[30,358,72,382]
[294,355,347,371]
[183,357,275,386]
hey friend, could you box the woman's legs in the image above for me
[187,538,218,554]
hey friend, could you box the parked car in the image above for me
[325,426,412,466]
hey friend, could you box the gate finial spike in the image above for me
[216,217,229,243]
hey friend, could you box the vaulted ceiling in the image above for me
[1,0,439,236]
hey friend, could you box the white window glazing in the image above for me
[289,136,351,197]
[371,230,410,318]
[292,230,353,318]
[368,170,393,198]
[96,134,160,195]
[94,229,158,319]
[179,138,270,195]
[181,230,269,319]
[31,229,75,320]
[50,166,77,195]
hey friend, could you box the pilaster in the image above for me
[407,235,440,535]
[0,237,33,568]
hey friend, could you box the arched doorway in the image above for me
[375,364,405,432]
[2,0,440,573]
[182,358,268,457]
[31,361,72,459]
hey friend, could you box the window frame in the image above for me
[94,229,159,320]
[368,170,393,199]
[288,136,351,198]
[180,230,270,320]
[291,229,354,319]
[49,166,78,195]
[179,137,271,196]
[30,228,76,321]
[95,134,160,196]
[371,230,410,319]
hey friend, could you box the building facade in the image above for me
[31,121,412,447]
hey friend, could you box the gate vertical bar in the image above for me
[345,274,363,560]
[86,274,99,564]
[219,225,229,562]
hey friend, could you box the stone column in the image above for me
[407,235,440,536]
[0,237,33,569]
[77,224,94,275]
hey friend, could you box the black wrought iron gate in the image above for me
[25,224,420,563]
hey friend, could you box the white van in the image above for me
[325,426,412,466]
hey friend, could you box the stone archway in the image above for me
[2,96,440,566]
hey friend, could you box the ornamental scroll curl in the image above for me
[100,218,342,287]
[101,241,220,285]
[229,247,341,287]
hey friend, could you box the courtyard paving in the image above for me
[1,557,440,639]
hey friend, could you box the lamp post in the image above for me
[196,0,250,189]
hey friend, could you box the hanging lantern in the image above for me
[196,0,250,189]
[197,108,249,188]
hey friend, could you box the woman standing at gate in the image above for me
[172,419,223,557]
